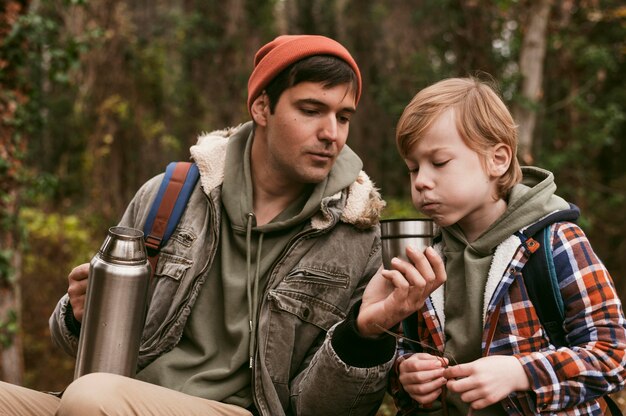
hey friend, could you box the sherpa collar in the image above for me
[189,123,385,230]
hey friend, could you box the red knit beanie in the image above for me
[247,35,362,114]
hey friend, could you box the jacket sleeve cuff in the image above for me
[64,300,82,337]
[331,300,396,368]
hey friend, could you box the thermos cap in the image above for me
[99,226,147,265]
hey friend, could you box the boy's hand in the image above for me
[399,353,448,404]
[444,355,530,410]
[67,263,90,322]
[357,246,445,337]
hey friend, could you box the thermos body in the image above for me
[74,226,151,379]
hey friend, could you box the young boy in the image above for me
[389,77,626,415]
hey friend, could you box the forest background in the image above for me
[1,0,626,414]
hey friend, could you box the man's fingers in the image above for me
[380,269,411,290]
[67,263,90,322]
[405,247,437,286]
[68,263,90,282]
[70,296,85,322]
[424,246,446,287]
[401,246,446,296]
[387,256,428,291]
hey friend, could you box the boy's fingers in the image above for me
[402,353,446,371]
[443,363,471,380]
[404,376,447,399]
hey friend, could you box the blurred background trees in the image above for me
[1,0,625,411]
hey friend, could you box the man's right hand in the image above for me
[356,246,446,338]
[67,263,90,322]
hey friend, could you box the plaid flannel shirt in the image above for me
[390,221,626,415]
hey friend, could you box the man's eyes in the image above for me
[299,108,351,124]
[300,108,319,116]
[338,114,351,124]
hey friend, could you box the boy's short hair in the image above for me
[264,55,359,113]
[396,77,522,199]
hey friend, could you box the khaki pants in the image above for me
[0,373,253,416]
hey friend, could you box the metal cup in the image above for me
[380,218,435,269]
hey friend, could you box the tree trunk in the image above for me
[0,0,27,384]
[513,0,552,165]
[0,258,24,385]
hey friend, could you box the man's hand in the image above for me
[399,353,448,404]
[444,355,530,410]
[357,246,445,337]
[67,263,90,322]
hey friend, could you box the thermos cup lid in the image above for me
[98,226,148,264]
[380,218,435,239]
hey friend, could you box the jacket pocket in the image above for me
[284,266,349,288]
[155,255,192,281]
[269,289,345,330]
[141,253,193,346]
[264,289,345,385]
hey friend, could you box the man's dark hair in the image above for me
[264,55,358,113]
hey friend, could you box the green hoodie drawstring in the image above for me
[245,212,264,368]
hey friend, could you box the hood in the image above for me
[189,122,385,230]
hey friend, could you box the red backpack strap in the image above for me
[143,162,198,278]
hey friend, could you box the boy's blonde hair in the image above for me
[396,77,522,199]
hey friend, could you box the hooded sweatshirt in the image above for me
[136,123,363,408]
[440,166,570,416]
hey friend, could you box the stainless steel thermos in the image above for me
[380,218,435,269]
[74,226,151,379]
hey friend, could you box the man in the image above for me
[0,35,444,415]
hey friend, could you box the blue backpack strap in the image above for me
[522,226,567,347]
[143,162,199,271]
[521,204,580,348]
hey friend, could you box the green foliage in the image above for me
[18,208,98,390]
[0,250,14,285]
[376,393,397,416]
[1,1,93,136]
[381,198,424,220]
[0,309,18,348]
[20,208,96,269]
